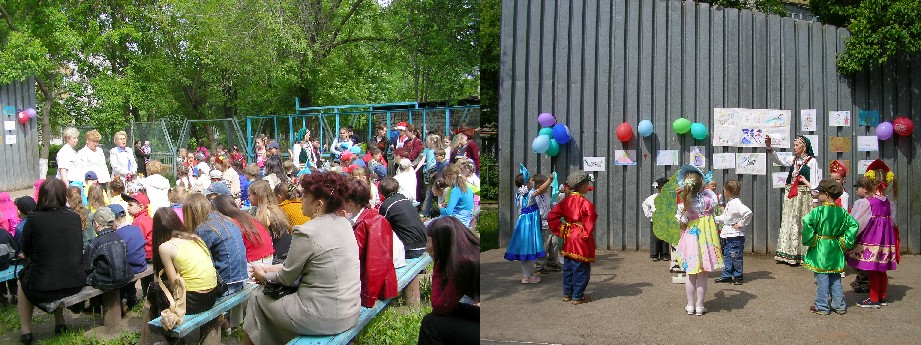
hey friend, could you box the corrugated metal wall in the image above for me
[499,0,921,253]
[0,77,39,191]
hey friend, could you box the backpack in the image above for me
[0,230,16,271]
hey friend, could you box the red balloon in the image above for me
[893,116,914,136]
[17,111,29,124]
[615,122,633,142]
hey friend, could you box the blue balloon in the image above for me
[552,124,571,144]
[349,145,362,154]
[638,120,653,137]
[532,136,551,153]
[690,122,708,140]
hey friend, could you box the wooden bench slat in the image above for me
[37,267,153,311]
[287,254,432,345]
[148,282,260,338]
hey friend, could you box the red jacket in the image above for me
[548,193,598,262]
[406,138,423,161]
[132,212,154,259]
[353,208,398,307]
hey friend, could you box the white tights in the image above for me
[685,273,708,308]
[521,260,534,278]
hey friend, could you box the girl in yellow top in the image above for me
[150,208,220,317]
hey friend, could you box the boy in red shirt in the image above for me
[548,170,598,305]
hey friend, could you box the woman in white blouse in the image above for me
[766,135,819,266]
[56,127,83,186]
[109,131,138,180]
[78,130,111,187]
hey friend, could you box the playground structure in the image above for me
[130,121,177,178]
[245,98,481,162]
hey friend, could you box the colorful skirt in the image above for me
[847,217,898,271]
[676,215,723,275]
[775,186,813,264]
[505,204,546,261]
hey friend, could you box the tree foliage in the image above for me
[1,0,479,160]
[811,0,921,75]
[696,0,788,16]
[478,0,499,127]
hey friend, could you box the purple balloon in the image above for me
[876,121,894,140]
[25,108,36,119]
[538,113,557,127]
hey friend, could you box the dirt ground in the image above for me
[481,249,921,344]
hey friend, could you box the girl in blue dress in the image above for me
[505,165,554,284]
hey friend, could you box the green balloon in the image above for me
[546,139,561,156]
[673,117,692,134]
[539,127,554,138]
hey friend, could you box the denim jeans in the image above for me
[814,273,845,313]
[562,257,591,300]
[720,236,745,279]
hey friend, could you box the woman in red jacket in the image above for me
[342,179,397,308]
[418,217,479,345]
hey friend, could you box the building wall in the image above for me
[0,77,39,191]
[499,0,921,253]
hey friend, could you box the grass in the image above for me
[479,206,498,252]
[0,299,142,345]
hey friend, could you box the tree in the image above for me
[478,0,499,126]
[0,1,81,171]
[811,0,921,75]
[696,0,788,16]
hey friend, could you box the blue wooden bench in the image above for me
[287,253,433,345]
[0,264,21,282]
[146,282,259,344]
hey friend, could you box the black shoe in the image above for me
[19,333,32,344]
[54,324,67,335]
[733,277,743,285]
[854,287,870,293]
[715,277,733,283]
[535,267,549,274]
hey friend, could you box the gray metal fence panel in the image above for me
[0,78,39,191]
[499,0,921,253]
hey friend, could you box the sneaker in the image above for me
[535,267,550,274]
[521,276,541,284]
[685,305,695,315]
[572,295,592,305]
[562,295,572,302]
[695,306,707,316]
[715,277,733,283]
[670,265,685,274]
[880,299,888,306]
[651,257,661,261]
[733,277,743,285]
[809,305,829,315]
[857,298,881,308]
[545,263,563,271]
[833,309,847,315]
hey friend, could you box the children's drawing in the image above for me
[713,127,740,146]
[829,111,851,127]
[829,137,852,152]
[856,136,878,152]
[858,110,880,126]
[772,172,788,188]
[740,128,765,146]
[2,106,15,117]
[714,109,739,127]
[690,146,706,169]
[763,112,789,128]
[613,150,637,166]
[858,160,873,173]
[656,150,679,166]
[735,153,766,175]
[764,128,790,148]
[712,153,735,170]
[771,151,793,167]
[801,109,816,132]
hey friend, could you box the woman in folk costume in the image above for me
[829,160,850,210]
[674,165,722,316]
[766,135,819,265]
[846,159,899,308]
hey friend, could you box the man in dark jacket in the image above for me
[84,207,133,290]
[378,177,428,259]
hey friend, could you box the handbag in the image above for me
[262,281,298,299]
[156,270,187,331]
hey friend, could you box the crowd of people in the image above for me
[505,134,900,317]
[0,124,482,344]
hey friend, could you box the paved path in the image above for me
[482,249,920,344]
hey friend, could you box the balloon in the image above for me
[532,136,550,153]
[638,120,653,137]
[893,116,914,136]
[673,117,692,134]
[538,127,554,138]
[349,145,362,154]
[552,123,571,144]
[615,122,633,142]
[17,111,28,124]
[546,139,560,156]
[690,122,708,140]
[25,108,36,119]
[876,121,894,140]
[538,113,557,127]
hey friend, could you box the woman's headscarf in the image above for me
[796,135,815,157]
